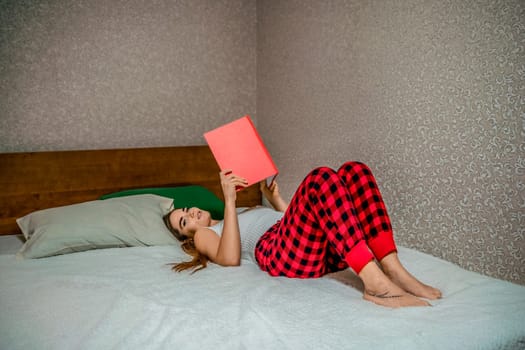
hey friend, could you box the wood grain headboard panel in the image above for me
[0,146,261,235]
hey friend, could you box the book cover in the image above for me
[204,115,278,189]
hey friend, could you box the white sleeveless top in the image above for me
[207,207,283,262]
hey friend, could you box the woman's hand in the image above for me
[220,170,248,205]
[260,178,288,212]
[260,178,280,201]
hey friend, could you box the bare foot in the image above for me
[359,261,430,308]
[364,292,430,308]
[381,253,442,300]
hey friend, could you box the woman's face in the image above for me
[168,207,212,238]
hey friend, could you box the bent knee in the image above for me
[306,166,341,184]
[310,166,337,178]
[339,161,372,175]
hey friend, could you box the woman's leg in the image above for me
[254,165,430,307]
[336,162,396,260]
[337,162,441,300]
[359,261,430,307]
[255,166,374,278]
[380,253,442,299]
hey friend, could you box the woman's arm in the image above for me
[260,179,288,212]
[194,170,247,266]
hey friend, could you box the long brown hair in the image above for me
[162,210,209,273]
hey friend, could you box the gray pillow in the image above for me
[17,194,177,259]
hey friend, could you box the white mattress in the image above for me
[0,235,524,350]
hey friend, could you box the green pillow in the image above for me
[100,185,225,219]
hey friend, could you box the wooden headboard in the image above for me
[0,146,261,235]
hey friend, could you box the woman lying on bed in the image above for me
[163,162,442,308]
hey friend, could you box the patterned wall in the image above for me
[257,0,524,284]
[0,0,256,152]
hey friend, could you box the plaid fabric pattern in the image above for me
[255,162,396,278]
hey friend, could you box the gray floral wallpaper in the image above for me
[257,0,524,285]
[1,0,523,285]
[0,0,256,151]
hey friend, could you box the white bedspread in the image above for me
[1,236,524,350]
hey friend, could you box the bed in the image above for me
[0,146,524,350]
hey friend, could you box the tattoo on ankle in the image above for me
[366,292,403,298]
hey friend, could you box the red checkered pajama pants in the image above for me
[254,162,397,278]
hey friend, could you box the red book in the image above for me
[204,115,278,189]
